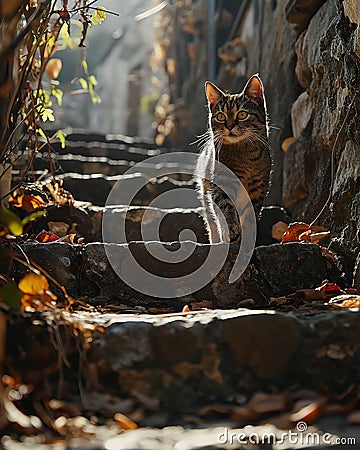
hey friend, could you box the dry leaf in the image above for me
[9,194,47,212]
[45,58,62,80]
[290,401,321,424]
[328,294,360,309]
[18,273,49,294]
[282,222,330,244]
[36,230,59,242]
[282,137,296,152]
[299,230,330,244]
[18,273,57,311]
[114,412,138,430]
[282,222,310,243]
[190,300,214,310]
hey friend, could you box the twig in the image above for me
[0,0,52,60]
[310,92,358,227]
[12,255,72,305]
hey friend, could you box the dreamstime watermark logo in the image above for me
[102,151,256,298]
[217,422,356,446]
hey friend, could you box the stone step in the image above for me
[30,205,288,246]
[6,307,359,415]
[31,205,207,243]
[28,154,195,178]
[55,173,195,206]
[2,242,341,308]
[61,128,158,148]
[50,140,162,161]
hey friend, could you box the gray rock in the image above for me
[4,240,341,307]
[13,242,80,298]
[283,0,360,285]
[8,308,360,413]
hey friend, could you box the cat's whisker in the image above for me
[247,130,272,151]
[191,130,213,146]
[246,136,258,152]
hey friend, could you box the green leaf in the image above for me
[0,206,23,236]
[78,77,88,89]
[59,23,75,50]
[0,282,22,312]
[21,210,47,226]
[81,59,88,74]
[41,108,55,122]
[90,92,102,104]
[51,87,63,106]
[89,75,97,86]
[91,6,106,25]
[55,130,66,149]
[36,127,46,138]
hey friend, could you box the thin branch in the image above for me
[0,0,52,60]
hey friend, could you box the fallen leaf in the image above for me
[290,401,321,424]
[45,181,74,207]
[18,274,57,311]
[9,194,47,212]
[36,230,59,242]
[282,222,310,243]
[282,222,330,244]
[299,230,330,244]
[281,137,296,152]
[18,273,49,295]
[114,412,138,430]
[328,295,360,309]
[191,300,214,310]
[58,234,76,244]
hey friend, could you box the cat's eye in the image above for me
[215,112,226,122]
[237,111,249,121]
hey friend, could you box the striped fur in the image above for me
[196,75,271,243]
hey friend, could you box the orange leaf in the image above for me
[9,194,47,212]
[328,295,360,309]
[281,137,296,152]
[114,413,138,430]
[58,234,76,243]
[282,222,310,243]
[18,274,49,295]
[299,230,330,244]
[290,401,321,424]
[45,58,62,80]
[35,230,59,242]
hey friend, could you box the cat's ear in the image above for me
[244,74,264,100]
[205,81,224,107]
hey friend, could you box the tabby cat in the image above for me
[196,74,271,243]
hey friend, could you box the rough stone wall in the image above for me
[283,0,360,284]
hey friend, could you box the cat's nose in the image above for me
[226,121,236,131]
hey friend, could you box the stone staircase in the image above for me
[5,130,360,448]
